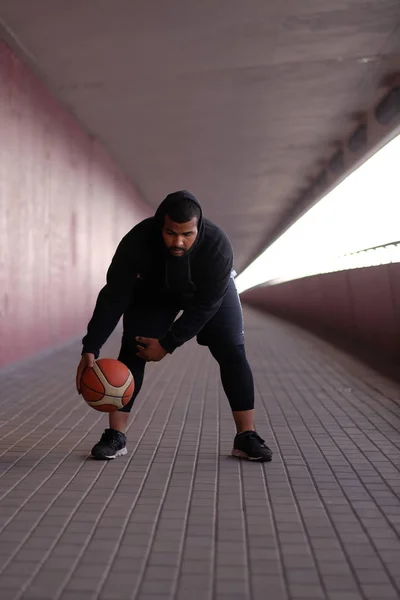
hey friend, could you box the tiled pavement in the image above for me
[0,308,400,600]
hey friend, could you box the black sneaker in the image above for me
[232,431,273,462]
[91,428,127,460]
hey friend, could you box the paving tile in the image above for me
[1,311,400,600]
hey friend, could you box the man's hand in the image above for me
[136,337,168,362]
[76,353,95,394]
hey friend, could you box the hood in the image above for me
[154,190,204,294]
[155,190,204,240]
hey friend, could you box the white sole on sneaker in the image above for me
[92,447,128,460]
[232,448,263,461]
[105,447,128,459]
[232,448,269,462]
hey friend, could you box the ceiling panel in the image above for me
[0,0,399,271]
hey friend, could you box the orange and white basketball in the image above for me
[80,358,134,412]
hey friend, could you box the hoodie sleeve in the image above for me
[81,231,138,358]
[159,249,233,353]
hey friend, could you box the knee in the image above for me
[118,348,145,373]
[117,349,145,413]
[209,343,247,366]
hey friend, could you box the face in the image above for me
[162,215,198,257]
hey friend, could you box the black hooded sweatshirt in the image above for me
[82,191,234,357]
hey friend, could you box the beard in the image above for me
[169,247,187,256]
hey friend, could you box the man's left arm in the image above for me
[159,250,233,354]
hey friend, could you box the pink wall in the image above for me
[241,263,400,359]
[0,42,151,367]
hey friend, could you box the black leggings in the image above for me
[118,277,254,413]
[119,342,254,413]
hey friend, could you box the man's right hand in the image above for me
[76,353,95,394]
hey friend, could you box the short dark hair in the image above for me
[166,198,201,224]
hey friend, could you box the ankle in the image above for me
[109,412,130,434]
[232,409,255,436]
[114,428,127,436]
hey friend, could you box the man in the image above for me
[76,190,272,462]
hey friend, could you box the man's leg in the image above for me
[91,352,146,459]
[208,343,255,433]
[208,342,272,462]
[233,410,255,433]
[109,349,147,434]
[91,301,179,460]
[197,277,272,462]
[109,411,129,434]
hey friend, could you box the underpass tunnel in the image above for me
[1,4,400,600]
[1,3,400,370]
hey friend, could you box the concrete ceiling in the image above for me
[1,0,400,272]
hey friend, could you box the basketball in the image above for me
[80,358,134,412]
